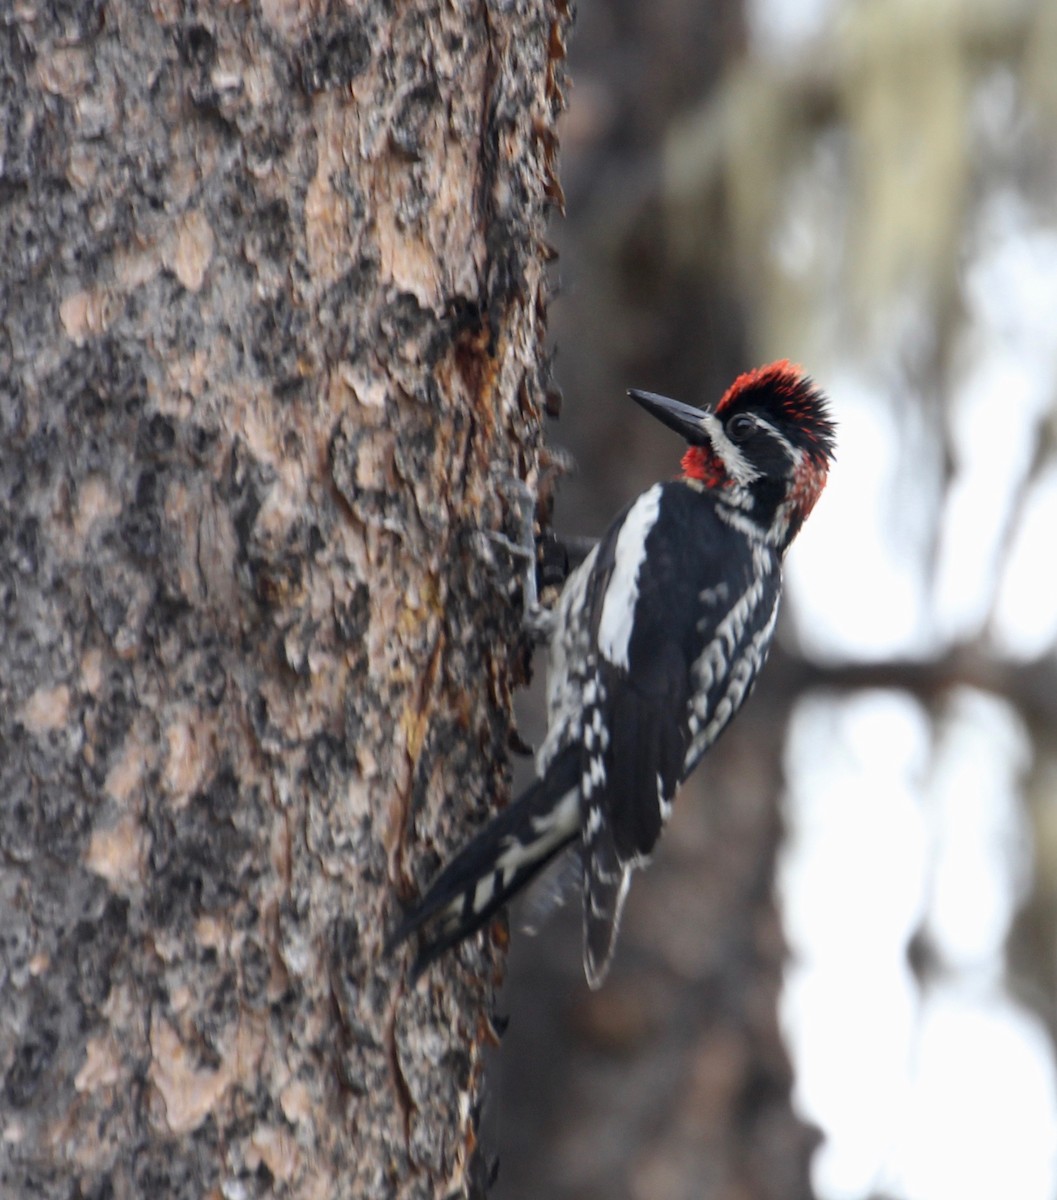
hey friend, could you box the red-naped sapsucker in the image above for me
[389,362,836,987]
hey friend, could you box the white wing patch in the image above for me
[598,484,663,669]
[657,773,673,822]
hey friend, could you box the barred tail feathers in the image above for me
[387,748,582,979]
[582,836,633,990]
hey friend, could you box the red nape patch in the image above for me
[788,458,828,519]
[715,359,805,413]
[681,445,730,487]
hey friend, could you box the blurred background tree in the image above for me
[495,2,1057,1198]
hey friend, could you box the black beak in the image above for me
[627,389,710,445]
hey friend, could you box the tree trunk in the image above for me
[0,2,567,1197]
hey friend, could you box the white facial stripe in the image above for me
[701,413,760,485]
[750,416,804,466]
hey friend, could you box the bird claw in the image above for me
[472,477,558,641]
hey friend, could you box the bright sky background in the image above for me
[746,2,1057,1197]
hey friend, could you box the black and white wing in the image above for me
[575,482,781,987]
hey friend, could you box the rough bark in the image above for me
[0,2,567,1197]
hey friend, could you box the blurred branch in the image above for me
[771,643,1057,733]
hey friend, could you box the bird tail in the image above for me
[582,839,633,990]
[386,748,582,979]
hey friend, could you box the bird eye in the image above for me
[726,414,755,442]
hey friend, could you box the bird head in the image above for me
[628,360,836,549]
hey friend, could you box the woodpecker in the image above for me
[388,361,835,988]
